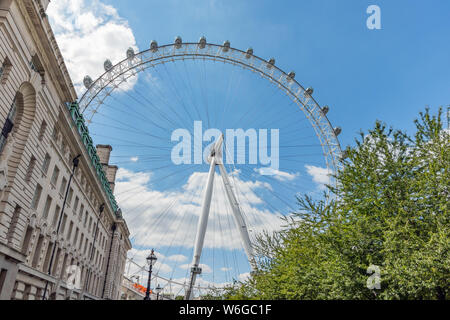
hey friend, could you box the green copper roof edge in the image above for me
[66,102,121,218]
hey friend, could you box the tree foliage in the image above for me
[224,108,449,300]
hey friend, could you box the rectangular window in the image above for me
[38,120,47,141]
[73,228,79,246]
[79,234,84,250]
[21,227,33,255]
[42,195,52,220]
[67,188,74,206]
[59,177,67,195]
[31,184,42,210]
[51,248,60,276]
[7,205,21,241]
[42,153,51,175]
[60,214,67,234]
[0,98,16,154]
[50,166,60,186]
[52,205,61,228]
[83,239,88,255]
[79,204,84,221]
[42,242,53,273]
[84,211,88,227]
[67,221,73,240]
[73,196,79,214]
[60,254,68,280]
[25,156,36,182]
[88,217,92,233]
[32,235,44,268]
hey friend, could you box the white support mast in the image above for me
[185,134,256,300]
[185,135,221,300]
[218,163,256,270]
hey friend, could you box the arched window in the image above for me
[0,98,17,154]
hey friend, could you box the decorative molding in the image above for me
[67,102,119,215]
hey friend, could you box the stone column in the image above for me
[102,228,119,299]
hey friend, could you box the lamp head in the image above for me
[146,249,157,266]
[73,154,81,168]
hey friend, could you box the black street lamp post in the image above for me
[42,154,81,300]
[144,249,157,300]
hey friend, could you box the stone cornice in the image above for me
[67,102,119,215]
[58,102,119,226]
[17,0,77,102]
[0,241,26,263]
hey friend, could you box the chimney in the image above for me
[96,145,118,193]
[106,165,118,193]
[96,145,112,165]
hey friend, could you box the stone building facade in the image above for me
[0,0,131,300]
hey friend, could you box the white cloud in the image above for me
[305,165,330,189]
[116,166,286,294]
[115,168,284,252]
[238,272,251,282]
[47,0,138,94]
[254,168,299,181]
[167,254,188,263]
[130,156,139,163]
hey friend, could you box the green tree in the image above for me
[228,108,449,300]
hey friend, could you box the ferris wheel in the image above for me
[78,37,343,299]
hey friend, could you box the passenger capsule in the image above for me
[287,71,296,81]
[174,36,182,49]
[245,48,253,58]
[305,87,314,96]
[150,40,158,52]
[222,40,230,52]
[198,36,207,49]
[126,47,135,59]
[104,59,113,72]
[334,127,342,136]
[83,75,93,89]
[267,58,275,68]
[322,106,329,115]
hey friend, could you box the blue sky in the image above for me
[48,0,450,296]
[102,0,450,144]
